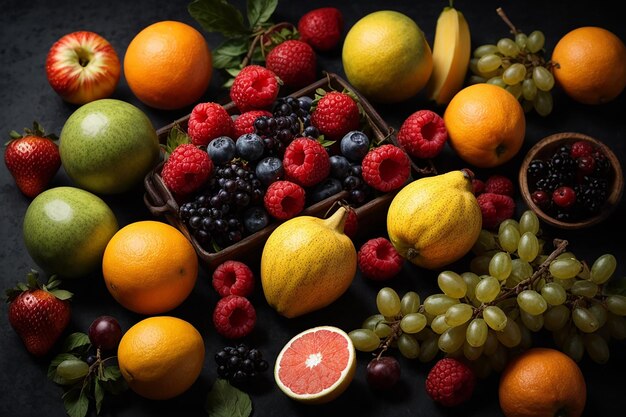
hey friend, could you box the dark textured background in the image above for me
[1,1,625,416]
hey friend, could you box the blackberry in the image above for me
[526,159,550,185]
[550,152,576,176]
[592,151,611,177]
[215,343,269,385]
[576,177,608,215]
[535,171,570,193]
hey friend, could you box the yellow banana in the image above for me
[425,3,471,105]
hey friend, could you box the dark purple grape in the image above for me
[88,316,123,351]
[366,356,401,391]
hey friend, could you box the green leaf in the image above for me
[62,386,89,417]
[188,0,249,37]
[163,124,191,156]
[222,77,236,89]
[246,0,277,28]
[215,38,249,57]
[205,379,252,417]
[94,379,104,415]
[213,52,242,70]
[102,366,122,382]
[61,332,91,353]
[50,289,73,300]
[225,67,242,77]
[48,353,79,380]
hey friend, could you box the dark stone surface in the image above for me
[1,1,625,416]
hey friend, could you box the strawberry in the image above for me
[266,40,317,88]
[4,121,61,198]
[5,270,72,357]
[311,90,360,141]
[298,7,344,52]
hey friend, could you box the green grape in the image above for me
[483,330,500,355]
[544,304,571,331]
[506,83,523,99]
[462,272,480,302]
[477,54,502,73]
[473,44,499,58]
[572,307,600,333]
[489,252,512,281]
[517,290,548,315]
[499,224,521,253]
[570,280,598,298]
[418,335,439,363]
[377,287,401,317]
[423,294,459,316]
[534,277,547,292]
[469,57,480,75]
[563,332,584,362]
[438,324,467,353]
[437,270,467,299]
[489,343,509,372]
[470,254,493,275]
[475,276,501,303]
[469,75,487,85]
[56,359,89,383]
[374,322,393,338]
[583,333,610,364]
[487,76,507,88]
[400,291,421,315]
[362,314,385,330]
[466,318,488,347]
[549,258,582,279]
[472,229,497,255]
[608,314,626,340]
[532,66,555,91]
[497,37,520,57]
[519,210,540,235]
[521,98,535,113]
[606,295,626,316]
[557,251,577,260]
[463,341,484,361]
[445,303,474,327]
[527,30,545,53]
[552,324,570,348]
[517,232,540,262]
[349,329,380,352]
[502,63,527,85]
[541,282,567,305]
[431,314,451,334]
[520,309,544,332]
[498,219,520,234]
[496,318,522,348]
[589,303,608,328]
[483,305,508,331]
[397,333,420,359]
[515,33,528,49]
[507,259,534,287]
[400,313,427,334]
[518,318,534,349]
[533,90,553,116]
[590,254,617,284]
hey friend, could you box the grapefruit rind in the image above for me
[274,325,356,404]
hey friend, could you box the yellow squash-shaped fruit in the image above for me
[261,207,357,318]
[424,3,471,105]
[387,170,481,270]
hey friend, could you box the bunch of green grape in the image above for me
[469,30,556,116]
[348,210,626,377]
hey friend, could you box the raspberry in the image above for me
[484,174,514,197]
[311,91,360,141]
[343,206,358,238]
[361,144,411,192]
[570,140,595,159]
[161,144,213,195]
[425,358,476,407]
[212,260,255,298]
[233,110,272,138]
[476,192,516,230]
[230,65,279,112]
[187,102,235,146]
[282,137,330,187]
[213,295,256,339]
[472,179,485,196]
[298,7,343,52]
[358,237,403,281]
[264,180,306,220]
[397,110,448,159]
[266,40,317,88]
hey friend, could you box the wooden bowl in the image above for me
[519,132,623,229]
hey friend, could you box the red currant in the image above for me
[576,155,596,175]
[531,190,550,208]
[552,186,577,208]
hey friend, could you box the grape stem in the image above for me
[376,320,403,360]
[496,7,519,35]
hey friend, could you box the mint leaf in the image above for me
[94,379,104,415]
[61,332,91,353]
[188,0,249,37]
[62,386,89,417]
[205,379,252,417]
[247,0,277,29]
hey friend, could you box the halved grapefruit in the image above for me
[274,326,356,404]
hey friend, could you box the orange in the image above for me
[552,26,626,105]
[499,347,586,417]
[102,220,198,314]
[117,316,205,400]
[274,326,356,404]
[123,20,212,110]
[444,83,525,168]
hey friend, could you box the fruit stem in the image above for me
[241,22,296,68]
[376,320,403,360]
[406,248,419,260]
[324,206,348,233]
[496,7,520,35]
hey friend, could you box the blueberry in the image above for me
[310,178,343,204]
[236,133,265,161]
[207,136,236,165]
[255,156,283,186]
[298,96,313,111]
[340,131,370,162]
[243,206,270,233]
[329,155,352,179]
[303,125,320,139]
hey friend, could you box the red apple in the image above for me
[46,31,121,105]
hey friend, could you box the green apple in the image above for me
[23,186,119,279]
[59,98,161,194]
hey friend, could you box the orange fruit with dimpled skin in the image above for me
[444,83,525,168]
[552,26,626,105]
[499,347,586,417]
